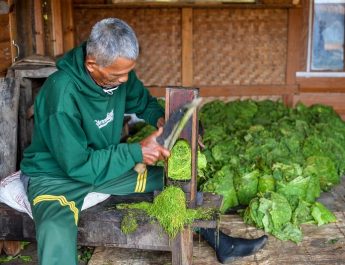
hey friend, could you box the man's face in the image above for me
[85,56,136,89]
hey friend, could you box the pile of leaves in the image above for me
[117,186,214,238]
[199,99,344,242]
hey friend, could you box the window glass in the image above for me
[312,0,345,71]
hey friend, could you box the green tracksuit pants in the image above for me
[26,166,164,265]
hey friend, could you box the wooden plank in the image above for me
[61,0,75,52]
[198,85,298,97]
[286,6,302,85]
[299,0,310,72]
[51,0,63,56]
[293,93,345,112]
[0,15,10,42]
[148,85,298,98]
[181,8,193,87]
[297,77,345,92]
[171,228,193,265]
[14,66,57,79]
[18,78,33,162]
[0,77,20,179]
[0,41,12,76]
[33,0,45,55]
[74,3,297,9]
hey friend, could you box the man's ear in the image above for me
[85,56,97,73]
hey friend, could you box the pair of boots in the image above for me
[198,228,268,264]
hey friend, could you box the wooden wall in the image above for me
[0,0,15,76]
[3,0,345,120]
[72,2,297,98]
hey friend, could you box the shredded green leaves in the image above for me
[117,186,214,238]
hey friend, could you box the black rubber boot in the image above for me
[199,228,268,264]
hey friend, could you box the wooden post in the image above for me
[165,87,199,265]
[285,6,302,107]
[0,77,20,179]
[18,78,34,162]
[171,228,193,265]
[51,0,63,56]
[34,0,45,55]
[0,77,21,257]
[165,87,199,207]
[61,0,75,52]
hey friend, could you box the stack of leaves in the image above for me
[198,99,344,242]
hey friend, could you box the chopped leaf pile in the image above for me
[117,186,214,238]
[168,139,192,180]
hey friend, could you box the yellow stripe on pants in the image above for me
[33,195,79,225]
[134,169,147,193]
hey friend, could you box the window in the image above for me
[311,0,345,71]
[298,0,345,77]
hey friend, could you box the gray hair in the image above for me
[86,18,139,67]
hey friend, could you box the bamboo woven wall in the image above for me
[73,8,182,86]
[193,8,288,86]
[73,6,288,87]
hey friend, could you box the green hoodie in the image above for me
[20,43,164,185]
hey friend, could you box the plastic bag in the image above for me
[0,171,110,219]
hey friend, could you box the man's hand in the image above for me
[140,127,170,165]
[156,117,165,128]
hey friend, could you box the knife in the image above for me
[134,97,202,174]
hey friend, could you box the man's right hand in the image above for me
[139,127,170,165]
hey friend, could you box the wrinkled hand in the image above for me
[140,127,170,165]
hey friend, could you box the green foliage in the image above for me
[121,212,138,234]
[311,202,337,226]
[168,139,191,180]
[77,246,94,263]
[199,99,345,242]
[117,186,214,238]
[124,99,345,243]
[202,165,238,213]
[0,255,33,263]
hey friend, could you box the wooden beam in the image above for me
[8,0,17,62]
[297,77,345,93]
[73,3,297,9]
[299,0,310,72]
[286,7,302,85]
[148,85,298,98]
[181,8,193,87]
[34,0,45,55]
[61,0,75,52]
[171,229,193,265]
[285,6,302,106]
[51,0,63,56]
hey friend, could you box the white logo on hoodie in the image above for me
[95,110,114,129]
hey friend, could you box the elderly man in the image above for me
[20,18,267,265]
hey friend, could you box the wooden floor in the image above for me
[89,177,345,265]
